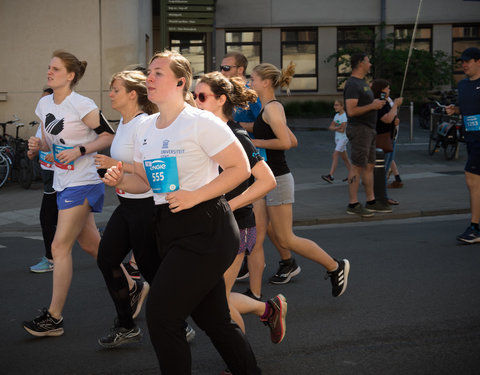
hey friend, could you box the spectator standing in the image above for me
[344,53,389,217]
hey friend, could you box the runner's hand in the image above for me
[94,154,117,170]
[103,161,124,187]
[166,190,199,213]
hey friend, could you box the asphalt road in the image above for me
[2,214,479,375]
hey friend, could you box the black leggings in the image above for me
[147,197,261,375]
[40,170,57,260]
[97,196,159,328]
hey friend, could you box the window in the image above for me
[336,27,375,90]
[170,33,206,77]
[452,24,480,83]
[225,31,261,76]
[394,25,432,52]
[281,29,317,91]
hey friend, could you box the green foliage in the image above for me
[283,100,334,117]
[325,29,453,102]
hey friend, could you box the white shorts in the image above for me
[335,137,348,152]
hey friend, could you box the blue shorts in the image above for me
[465,140,480,175]
[57,183,104,212]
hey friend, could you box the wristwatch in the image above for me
[79,145,86,156]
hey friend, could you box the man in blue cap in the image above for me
[447,47,480,243]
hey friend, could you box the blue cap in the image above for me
[456,47,480,62]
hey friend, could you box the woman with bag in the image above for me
[371,79,403,206]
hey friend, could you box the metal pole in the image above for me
[410,101,414,141]
[430,107,434,133]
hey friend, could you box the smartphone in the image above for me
[380,92,386,100]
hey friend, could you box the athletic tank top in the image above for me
[252,100,290,177]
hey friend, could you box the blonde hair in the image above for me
[252,62,295,93]
[110,70,158,115]
[149,50,195,106]
[197,72,258,121]
[52,50,87,88]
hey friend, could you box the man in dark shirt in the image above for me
[446,47,480,243]
[344,53,387,217]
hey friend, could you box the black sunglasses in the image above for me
[192,92,220,103]
[220,65,238,72]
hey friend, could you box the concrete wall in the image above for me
[0,0,152,137]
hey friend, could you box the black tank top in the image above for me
[253,100,290,177]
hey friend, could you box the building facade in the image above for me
[1,0,480,137]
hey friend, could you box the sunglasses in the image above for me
[220,65,238,72]
[192,92,220,102]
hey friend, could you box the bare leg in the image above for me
[48,200,94,318]
[466,171,480,223]
[348,165,362,204]
[361,163,375,201]
[224,253,248,332]
[328,151,339,177]
[341,151,351,174]
[267,204,337,270]
[247,199,267,297]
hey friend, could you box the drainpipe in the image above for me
[380,0,386,40]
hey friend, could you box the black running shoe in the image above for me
[123,261,141,280]
[130,280,149,319]
[23,308,64,337]
[243,288,262,301]
[261,294,287,344]
[269,258,301,284]
[325,259,350,297]
[98,321,142,348]
[236,257,249,281]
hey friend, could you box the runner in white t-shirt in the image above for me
[94,70,159,348]
[24,51,114,337]
[103,50,261,375]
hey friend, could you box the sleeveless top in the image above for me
[252,100,290,177]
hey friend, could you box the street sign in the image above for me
[168,5,214,12]
[168,18,213,25]
[168,26,214,32]
[168,0,214,4]
[168,12,214,19]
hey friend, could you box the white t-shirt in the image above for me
[333,112,348,142]
[35,91,101,192]
[111,113,152,199]
[134,105,236,205]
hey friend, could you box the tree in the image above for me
[326,29,453,102]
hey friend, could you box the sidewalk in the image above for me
[0,116,470,233]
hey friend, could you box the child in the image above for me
[322,99,351,183]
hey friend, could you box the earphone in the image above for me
[177,81,183,87]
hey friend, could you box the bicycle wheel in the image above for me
[18,156,33,189]
[0,153,10,188]
[428,133,439,155]
[444,140,458,160]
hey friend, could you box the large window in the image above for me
[336,27,375,90]
[281,29,317,91]
[452,24,480,83]
[394,25,432,52]
[170,33,206,77]
[225,30,261,76]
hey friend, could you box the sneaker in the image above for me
[185,323,196,343]
[243,288,262,301]
[236,257,249,281]
[130,280,149,319]
[457,225,480,244]
[387,181,404,189]
[269,258,301,284]
[261,294,287,344]
[325,259,350,297]
[346,203,374,218]
[322,174,334,184]
[23,308,64,337]
[30,256,54,273]
[123,261,141,280]
[365,201,392,213]
[98,321,142,348]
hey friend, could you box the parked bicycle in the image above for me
[428,102,465,160]
[418,90,458,129]
[0,115,38,189]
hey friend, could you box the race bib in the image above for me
[464,114,480,132]
[143,157,179,193]
[39,151,53,168]
[52,144,75,170]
